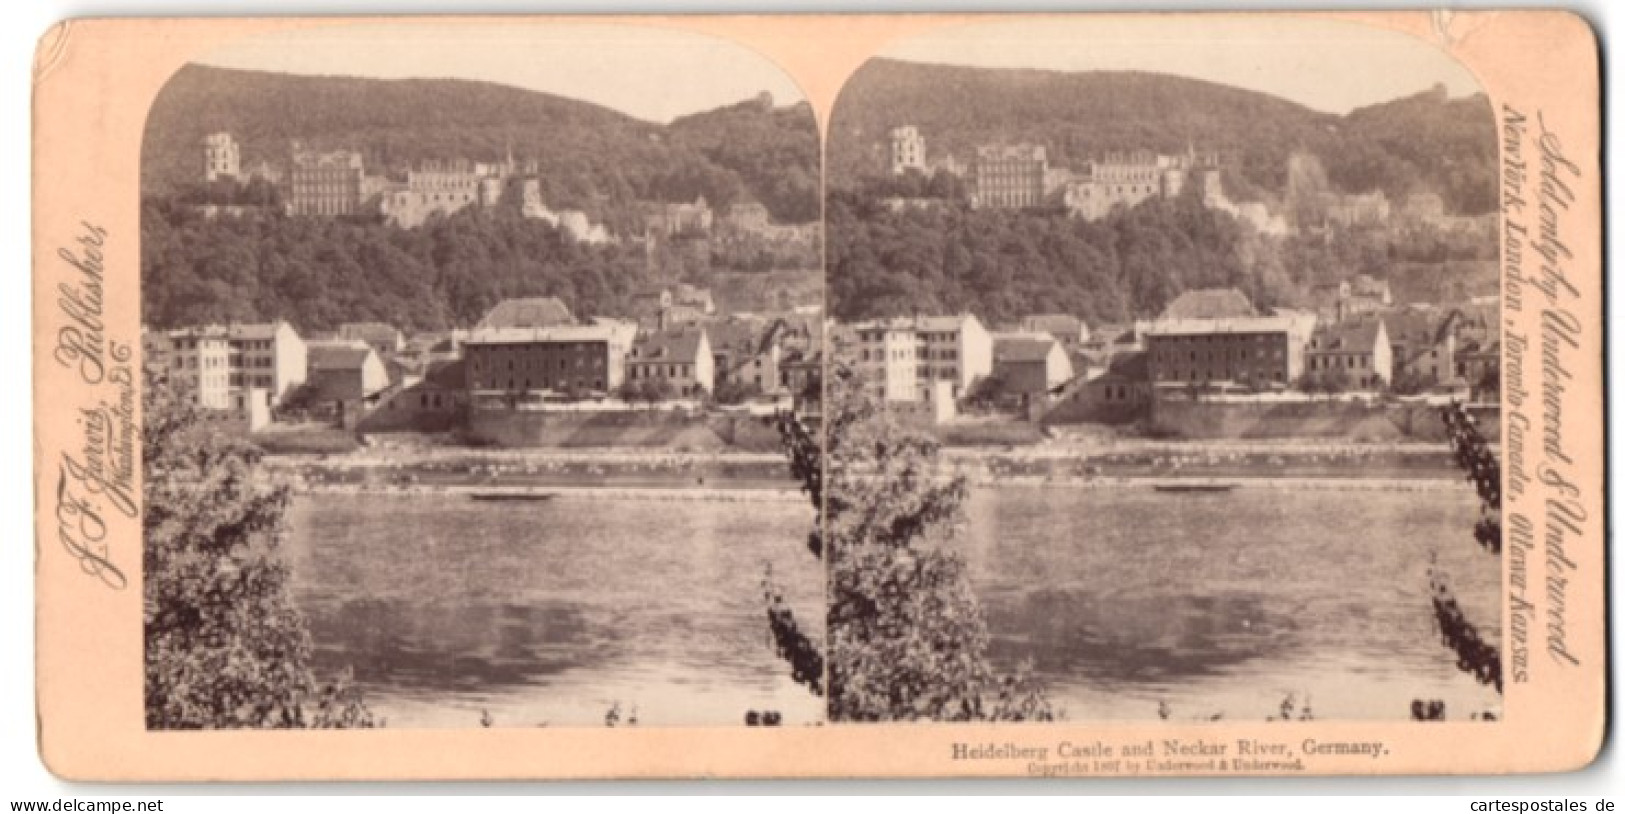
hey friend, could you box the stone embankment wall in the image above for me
[1149,400,1500,442]
[465,408,781,451]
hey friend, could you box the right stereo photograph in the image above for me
[821,16,1503,724]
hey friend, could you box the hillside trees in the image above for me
[827,187,1249,324]
[140,202,650,332]
[144,368,375,729]
[1416,404,1504,720]
[144,65,819,227]
[769,356,1055,721]
[829,60,1496,217]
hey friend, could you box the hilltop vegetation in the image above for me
[142,201,649,332]
[829,59,1496,215]
[827,186,1495,325]
[143,65,819,226]
[667,97,821,223]
[825,59,1499,323]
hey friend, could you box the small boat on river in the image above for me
[1152,483,1236,494]
[470,492,557,502]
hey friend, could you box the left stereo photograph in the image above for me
[138,21,827,730]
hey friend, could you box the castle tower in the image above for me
[202,132,240,183]
[888,125,926,176]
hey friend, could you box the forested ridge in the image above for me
[825,59,1498,324]
[141,65,823,332]
[142,203,652,332]
[829,59,1497,215]
[826,187,1496,326]
[143,65,819,225]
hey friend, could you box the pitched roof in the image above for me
[476,297,575,330]
[1161,288,1257,320]
[632,329,708,363]
[1370,309,1441,345]
[308,344,376,371]
[1104,350,1148,381]
[993,336,1060,364]
[422,358,468,390]
[1309,320,1386,353]
[1147,316,1298,337]
[466,321,632,346]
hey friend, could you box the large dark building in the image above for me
[1144,315,1316,389]
[463,322,637,398]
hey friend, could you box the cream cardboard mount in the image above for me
[32,11,1605,780]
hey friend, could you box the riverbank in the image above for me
[263,432,1469,493]
[297,481,807,501]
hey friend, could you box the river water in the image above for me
[285,493,823,728]
[284,482,1501,727]
[961,485,1503,721]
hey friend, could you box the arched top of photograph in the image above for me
[828,15,1491,203]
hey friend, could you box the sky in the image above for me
[878,16,1485,115]
[196,21,807,124]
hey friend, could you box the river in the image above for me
[961,485,1503,721]
[283,481,1501,726]
[284,492,823,728]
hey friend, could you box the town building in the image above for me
[914,314,994,399]
[889,126,927,176]
[1454,338,1500,398]
[852,320,918,404]
[780,350,822,415]
[286,144,366,217]
[1305,320,1392,390]
[463,320,637,399]
[1145,314,1316,390]
[627,328,715,398]
[714,316,818,395]
[160,321,308,416]
[970,144,1048,209]
[1043,350,1151,425]
[202,132,240,183]
[306,341,390,426]
[362,358,468,433]
[1377,309,1455,388]
[164,327,234,410]
[850,313,993,405]
[709,318,771,391]
[991,334,1075,409]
